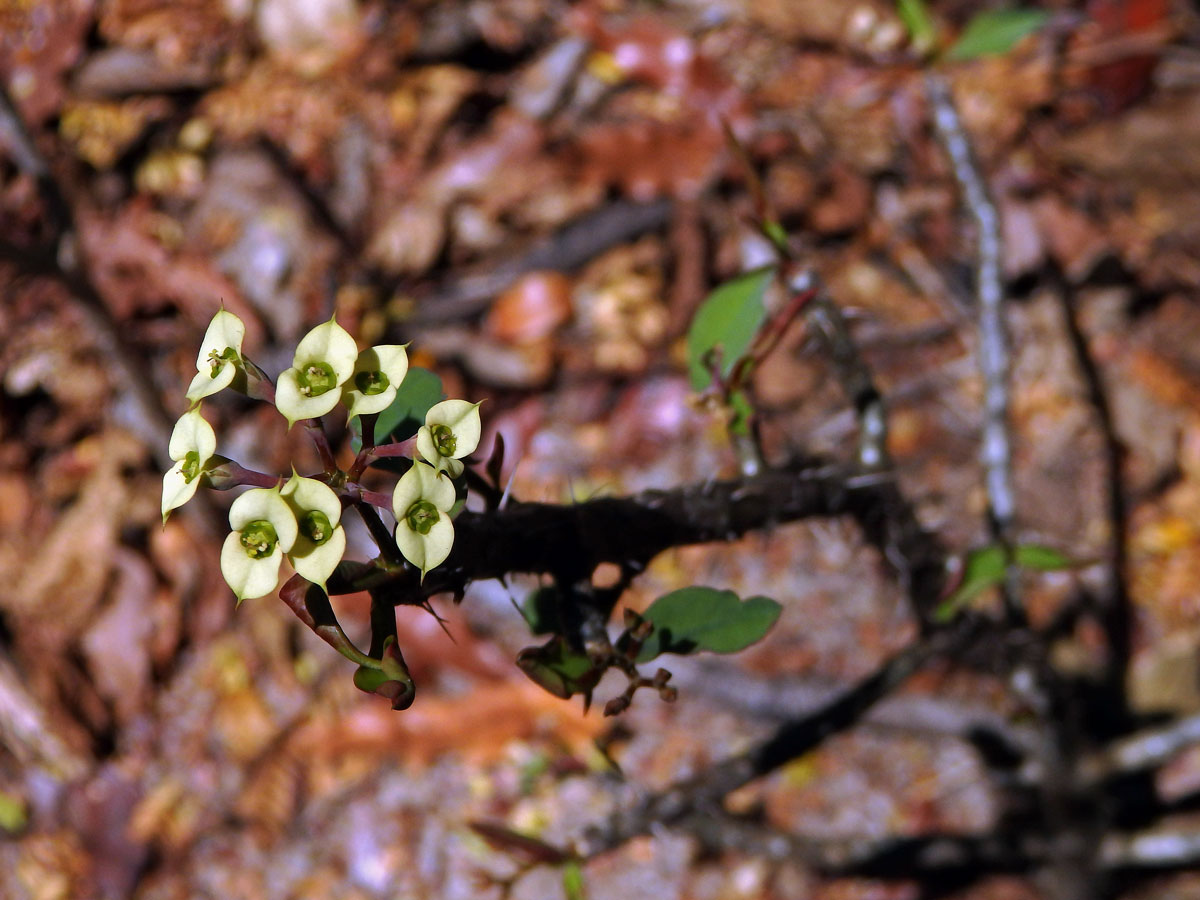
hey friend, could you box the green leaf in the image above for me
[933,543,1076,623]
[687,267,775,390]
[728,387,755,436]
[897,0,937,47]
[0,791,27,834]
[517,637,601,700]
[636,587,782,662]
[1014,543,1073,571]
[375,367,444,443]
[946,8,1049,61]
[563,861,588,900]
[521,586,559,636]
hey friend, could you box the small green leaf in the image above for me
[762,220,789,254]
[521,586,559,635]
[517,637,601,700]
[0,791,28,833]
[933,543,1077,623]
[727,387,755,436]
[946,8,1049,61]
[636,587,782,662]
[1014,543,1074,571]
[687,267,775,390]
[563,861,588,900]
[375,367,445,443]
[897,0,937,48]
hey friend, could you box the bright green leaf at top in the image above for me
[687,266,775,391]
[373,367,444,444]
[896,0,937,50]
[946,8,1049,61]
[635,587,782,662]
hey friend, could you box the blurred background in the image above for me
[3,0,1200,897]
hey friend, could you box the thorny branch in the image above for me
[333,460,948,617]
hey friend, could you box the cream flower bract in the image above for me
[186,309,246,403]
[162,407,218,522]
[391,462,456,580]
[415,399,482,478]
[342,344,409,418]
[220,487,298,602]
[281,473,346,586]
[275,317,359,426]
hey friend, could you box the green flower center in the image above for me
[300,510,333,545]
[405,500,440,535]
[207,346,238,377]
[240,520,278,559]
[430,424,457,457]
[354,370,390,396]
[297,362,337,398]
[181,450,202,482]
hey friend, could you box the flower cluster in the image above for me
[163,309,482,602]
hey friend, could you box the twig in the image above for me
[681,812,1043,877]
[403,198,673,325]
[924,72,1017,605]
[577,620,974,856]
[1078,712,1200,787]
[791,270,889,471]
[1058,282,1132,707]
[1100,826,1200,869]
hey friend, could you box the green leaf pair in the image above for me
[933,543,1077,623]
[895,1,1050,61]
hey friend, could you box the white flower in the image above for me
[281,472,346,587]
[275,317,359,426]
[391,462,456,580]
[162,407,217,523]
[342,344,409,418]
[415,399,482,478]
[220,487,298,602]
[186,309,246,403]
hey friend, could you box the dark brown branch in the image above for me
[1059,282,1133,710]
[333,461,948,619]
